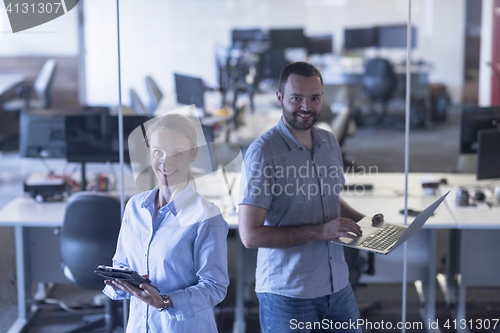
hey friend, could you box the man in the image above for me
[239,62,366,333]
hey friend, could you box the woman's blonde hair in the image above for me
[145,114,198,184]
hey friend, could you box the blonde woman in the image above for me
[103,114,228,333]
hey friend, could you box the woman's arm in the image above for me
[166,213,229,320]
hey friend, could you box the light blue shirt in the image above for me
[239,118,349,299]
[103,182,229,333]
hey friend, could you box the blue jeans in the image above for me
[257,285,361,333]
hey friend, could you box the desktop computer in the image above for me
[476,129,500,181]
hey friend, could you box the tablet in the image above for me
[94,265,155,289]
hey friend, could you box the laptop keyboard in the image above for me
[358,224,407,251]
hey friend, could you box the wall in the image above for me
[79,0,464,106]
[0,5,78,56]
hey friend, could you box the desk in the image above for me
[153,91,234,128]
[434,174,500,333]
[0,74,24,96]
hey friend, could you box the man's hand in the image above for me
[104,275,164,309]
[320,217,362,240]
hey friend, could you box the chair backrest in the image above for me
[331,106,352,146]
[362,58,396,101]
[145,76,163,114]
[129,89,148,116]
[34,58,57,108]
[60,192,122,290]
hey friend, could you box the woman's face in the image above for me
[149,129,197,188]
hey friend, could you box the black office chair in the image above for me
[60,192,122,333]
[360,58,403,129]
[2,58,57,112]
[145,76,163,115]
[129,89,148,116]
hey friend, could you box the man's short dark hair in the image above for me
[278,61,323,95]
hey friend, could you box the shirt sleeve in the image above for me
[239,146,275,210]
[166,210,229,321]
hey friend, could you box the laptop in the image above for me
[331,191,449,255]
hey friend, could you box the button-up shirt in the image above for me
[239,117,348,298]
[103,182,229,333]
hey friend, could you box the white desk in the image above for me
[434,174,500,333]
[0,74,24,96]
[153,92,234,128]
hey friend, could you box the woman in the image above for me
[103,113,229,332]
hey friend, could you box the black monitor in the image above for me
[269,28,307,49]
[174,73,205,112]
[19,110,67,158]
[460,106,500,154]
[377,24,417,48]
[343,27,378,50]
[65,114,151,163]
[306,35,333,55]
[477,129,500,180]
[232,28,263,46]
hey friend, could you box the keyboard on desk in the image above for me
[358,224,407,251]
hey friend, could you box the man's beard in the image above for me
[282,107,320,131]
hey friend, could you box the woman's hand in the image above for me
[106,275,164,309]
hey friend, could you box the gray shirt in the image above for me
[239,117,349,299]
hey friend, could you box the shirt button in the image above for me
[326,216,328,219]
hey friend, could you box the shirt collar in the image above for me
[277,116,327,152]
[141,182,196,217]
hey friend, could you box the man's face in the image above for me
[276,74,323,131]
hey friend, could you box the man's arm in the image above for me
[340,199,365,222]
[238,204,362,249]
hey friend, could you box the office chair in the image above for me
[317,106,358,170]
[2,58,57,112]
[129,89,148,116]
[145,76,163,114]
[360,58,403,129]
[60,192,122,333]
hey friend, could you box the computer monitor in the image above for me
[460,106,500,154]
[268,28,307,49]
[231,28,263,47]
[476,129,500,180]
[306,35,334,55]
[343,27,378,50]
[65,114,151,163]
[19,110,67,158]
[174,73,205,112]
[377,24,417,49]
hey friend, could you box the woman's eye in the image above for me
[153,150,162,157]
[174,151,182,157]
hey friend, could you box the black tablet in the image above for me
[94,265,154,289]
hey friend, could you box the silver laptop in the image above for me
[331,191,449,255]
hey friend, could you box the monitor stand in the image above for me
[80,162,87,191]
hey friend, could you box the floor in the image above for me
[1,99,499,332]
